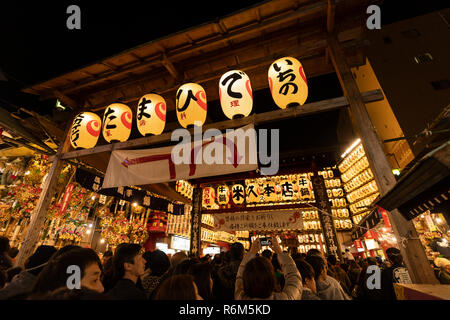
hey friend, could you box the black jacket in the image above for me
[106,279,146,300]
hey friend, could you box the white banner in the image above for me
[214,209,304,232]
[102,124,257,188]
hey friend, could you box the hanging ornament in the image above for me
[216,185,230,205]
[102,103,132,143]
[176,83,207,128]
[231,184,245,205]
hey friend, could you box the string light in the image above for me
[341,138,361,158]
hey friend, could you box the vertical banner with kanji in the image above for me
[58,183,75,216]
[189,186,202,257]
[311,174,343,262]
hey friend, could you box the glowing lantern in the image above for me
[280,177,295,201]
[268,56,308,109]
[216,185,230,206]
[70,112,101,149]
[202,187,215,209]
[102,103,132,143]
[298,177,313,200]
[245,180,259,204]
[136,93,166,136]
[176,83,207,128]
[231,184,245,205]
[262,180,277,203]
[219,70,253,119]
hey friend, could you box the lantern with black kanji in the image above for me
[280,177,295,201]
[102,103,132,143]
[262,180,277,203]
[231,184,245,205]
[176,83,207,128]
[70,112,101,149]
[219,70,253,119]
[136,93,166,136]
[268,56,308,109]
[245,180,259,204]
[216,185,230,206]
[298,176,313,200]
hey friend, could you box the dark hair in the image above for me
[327,254,337,266]
[25,245,57,276]
[103,250,113,258]
[271,253,282,272]
[243,257,276,299]
[188,263,213,300]
[0,236,10,254]
[230,242,244,261]
[8,247,19,259]
[386,247,403,265]
[43,287,110,300]
[295,259,315,283]
[171,251,188,268]
[112,243,141,282]
[366,257,378,266]
[31,247,102,297]
[154,274,198,300]
[146,250,170,277]
[6,267,22,282]
[261,249,273,260]
[305,255,326,281]
[174,259,198,275]
[348,260,359,270]
[306,249,322,257]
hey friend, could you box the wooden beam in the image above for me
[326,0,336,33]
[53,90,78,110]
[161,53,181,80]
[60,89,383,160]
[15,122,73,267]
[327,34,439,284]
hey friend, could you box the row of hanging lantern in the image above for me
[70,56,308,149]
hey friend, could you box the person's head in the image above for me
[43,287,110,300]
[112,243,145,283]
[222,251,231,264]
[327,255,337,266]
[24,245,57,276]
[154,274,202,300]
[171,251,188,268]
[102,250,113,263]
[188,262,213,300]
[8,247,19,259]
[242,256,276,299]
[174,258,198,275]
[295,259,317,294]
[230,242,244,261]
[32,247,103,296]
[305,255,327,282]
[367,257,378,266]
[271,253,282,272]
[386,247,403,266]
[0,236,10,255]
[261,249,273,260]
[146,250,170,277]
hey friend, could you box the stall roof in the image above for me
[376,141,450,219]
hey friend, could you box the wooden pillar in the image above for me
[311,174,343,262]
[189,186,202,257]
[327,35,438,284]
[15,125,72,267]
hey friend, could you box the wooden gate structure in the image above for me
[17,0,437,283]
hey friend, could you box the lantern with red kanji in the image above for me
[202,187,215,209]
[268,56,308,109]
[70,112,101,149]
[176,83,207,128]
[219,70,253,119]
[137,93,166,136]
[102,103,132,143]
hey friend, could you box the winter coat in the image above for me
[235,252,302,300]
[0,271,36,300]
[301,288,321,300]
[216,260,241,300]
[317,276,352,300]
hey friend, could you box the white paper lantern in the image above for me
[70,112,101,149]
[102,103,132,143]
[219,70,253,119]
[216,185,230,205]
[137,93,166,136]
[176,83,207,128]
[268,56,308,109]
[245,181,259,204]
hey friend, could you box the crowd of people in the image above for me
[0,234,443,300]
